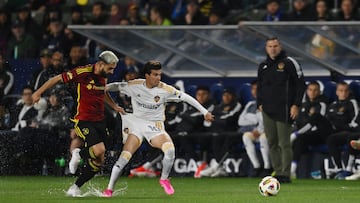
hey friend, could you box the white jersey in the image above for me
[107,79,208,122]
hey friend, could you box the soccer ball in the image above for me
[258,176,280,196]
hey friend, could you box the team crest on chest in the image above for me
[82,128,89,135]
[154,95,160,102]
[277,62,285,72]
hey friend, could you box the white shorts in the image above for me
[121,114,169,144]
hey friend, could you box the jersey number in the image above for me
[148,125,161,132]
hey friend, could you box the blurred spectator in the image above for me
[42,6,63,33]
[126,4,147,25]
[238,81,271,177]
[7,20,38,59]
[35,51,66,95]
[197,0,214,17]
[9,86,38,131]
[63,27,87,57]
[326,82,360,179]
[287,0,316,21]
[208,9,223,25]
[15,5,42,40]
[314,0,333,21]
[0,9,11,55]
[171,0,187,23]
[334,0,359,20]
[108,3,124,25]
[290,81,332,178]
[0,53,13,98]
[41,17,66,52]
[176,0,208,25]
[150,6,173,25]
[28,49,52,90]
[262,0,288,21]
[70,5,87,25]
[30,90,71,132]
[65,45,88,70]
[89,1,108,25]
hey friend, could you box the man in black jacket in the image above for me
[257,37,306,183]
[290,81,332,178]
[326,82,360,179]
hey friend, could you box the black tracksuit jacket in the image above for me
[257,51,306,123]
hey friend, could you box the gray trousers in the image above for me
[262,112,293,177]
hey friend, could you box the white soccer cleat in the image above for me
[199,166,217,177]
[210,167,227,177]
[345,172,360,180]
[69,148,81,174]
[66,184,81,197]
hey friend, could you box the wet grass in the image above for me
[0,176,359,203]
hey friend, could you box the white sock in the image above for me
[259,134,271,169]
[107,156,129,190]
[291,161,297,174]
[160,148,175,180]
[243,133,260,169]
[346,154,355,172]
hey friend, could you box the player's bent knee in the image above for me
[161,142,175,159]
[120,150,132,161]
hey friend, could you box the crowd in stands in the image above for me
[0,0,359,177]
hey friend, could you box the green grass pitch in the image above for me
[0,176,359,203]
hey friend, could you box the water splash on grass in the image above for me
[61,182,128,197]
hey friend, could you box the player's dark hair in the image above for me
[143,60,162,75]
[250,79,258,86]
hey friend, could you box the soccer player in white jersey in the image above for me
[102,60,214,197]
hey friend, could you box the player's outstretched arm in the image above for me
[104,90,126,114]
[179,92,214,122]
[106,82,122,92]
[32,74,63,103]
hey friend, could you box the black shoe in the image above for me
[274,175,291,184]
[260,168,273,177]
[251,168,263,177]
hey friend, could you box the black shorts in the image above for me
[74,119,107,147]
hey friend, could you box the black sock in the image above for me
[75,160,100,188]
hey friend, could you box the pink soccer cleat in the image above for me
[102,189,113,197]
[159,179,175,195]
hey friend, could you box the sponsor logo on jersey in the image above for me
[136,101,162,109]
[86,84,105,90]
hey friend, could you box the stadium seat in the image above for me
[185,85,197,97]
[237,83,254,106]
[322,81,337,103]
[210,83,224,104]
[349,80,360,101]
